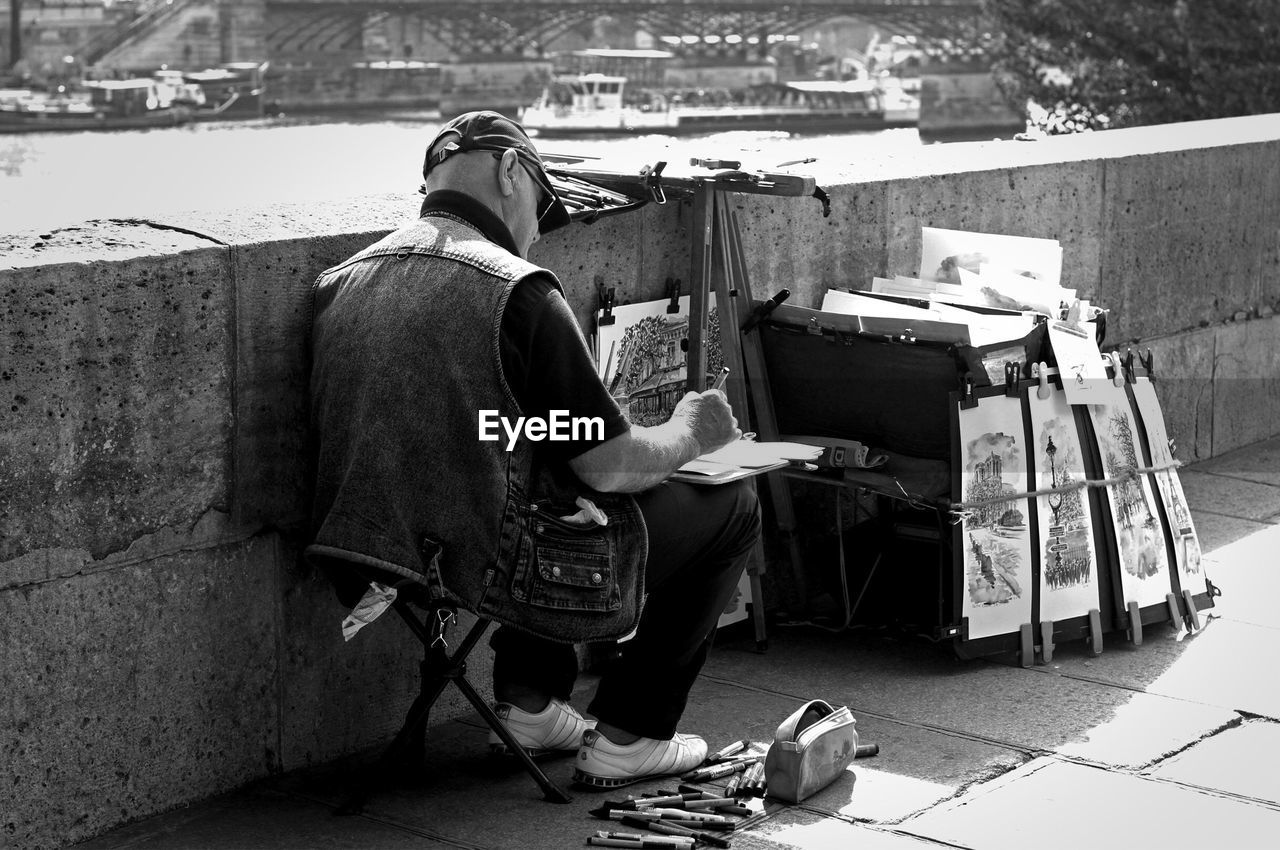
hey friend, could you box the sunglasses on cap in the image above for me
[493,151,557,224]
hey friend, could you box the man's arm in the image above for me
[570,390,740,493]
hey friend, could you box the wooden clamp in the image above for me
[1127,601,1143,646]
[597,282,616,326]
[1005,361,1022,397]
[665,277,682,313]
[1109,351,1125,386]
[1088,609,1104,655]
[1182,589,1203,632]
[1166,593,1184,635]
[1035,362,1052,399]
[960,372,978,410]
[1019,623,1035,667]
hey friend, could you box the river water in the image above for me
[0,113,925,236]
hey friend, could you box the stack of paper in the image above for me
[920,227,1075,315]
[815,226,1113,389]
[675,441,823,484]
[820,288,1040,348]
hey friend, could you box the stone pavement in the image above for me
[74,437,1280,850]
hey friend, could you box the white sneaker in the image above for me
[573,729,708,789]
[488,698,595,757]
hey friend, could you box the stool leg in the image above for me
[454,675,573,804]
[335,648,452,816]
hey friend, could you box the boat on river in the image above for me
[0,62,272,133]
[519,73,919,135]
[0,79,191,133]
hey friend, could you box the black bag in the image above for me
[758,305,1044,459]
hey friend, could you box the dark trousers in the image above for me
[490,479,761,740]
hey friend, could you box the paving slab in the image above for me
[798,714,1026,823]
[899,757,1280,850]
[1178,470,1280,522]
[72,786,451,850]
[1146,719,1280,806]
[1187,437,1280,487]
[706,631,1237,768]
[267,674,1028,843]
[1200,522,1280,629]
[1191,510,1275,554]
[1043,617,1280,721]
[676,678,1026,823]
[735,808,947,849]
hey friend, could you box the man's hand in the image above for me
[569,389,741,493]
[670,390,742,456]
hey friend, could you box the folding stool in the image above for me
[332,571,573,813]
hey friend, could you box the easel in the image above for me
[684,167,821,651]
[551,158,825,650]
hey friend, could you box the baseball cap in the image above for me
[422,111,571,234]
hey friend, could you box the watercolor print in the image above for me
[1028,388,1100,623]
[1131,378,1203,584]
[597,295,721,427]
[958,394,1034,640]
[1087,384,1171,607]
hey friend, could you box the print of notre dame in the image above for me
[606,308,721,426]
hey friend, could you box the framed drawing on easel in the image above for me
[952,389,1035,652]
[1027,382,1103,648]
[1086,382,1174,638]
[1129,374,1214,624]
[597,295,721,427]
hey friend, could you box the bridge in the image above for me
[262,0,984,62]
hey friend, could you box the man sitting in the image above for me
[307,111,761,788]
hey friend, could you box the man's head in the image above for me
[422,111,570,257]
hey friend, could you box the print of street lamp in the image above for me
[1046,436,1063,572]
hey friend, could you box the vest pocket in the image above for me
[511,506,621,613]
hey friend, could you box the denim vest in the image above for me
[306,213,646,642]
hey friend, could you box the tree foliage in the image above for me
[981,0,1280,133]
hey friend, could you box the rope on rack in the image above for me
[948,459,1183,525]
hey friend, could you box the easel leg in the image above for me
[747,557,768,652]
[714,200,807,619]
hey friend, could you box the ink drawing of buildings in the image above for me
[1037,418,1097,596]
[957,398,1035,640]
[962,430,1029,608]
[1028,392,1102,622]
[1088,395,1171,606]
[603,303,721,426]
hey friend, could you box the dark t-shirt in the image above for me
[420,190,630,462]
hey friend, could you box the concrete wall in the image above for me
[2,114,1279,849]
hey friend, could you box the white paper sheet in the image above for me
[921,226,1064,288]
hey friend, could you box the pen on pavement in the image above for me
[710,366,730,392]
[706,739,749,764]
[632,797,732,811]
[665,819,734,832]
[590,806,662,822]
[644,808,732,824]
[588,835,693,849]
[628,792,702,808]
[618,815,732,849]
[596,831,694,847]
[678,797,737,809]
[739,762,766,798]
[680,755,760,782]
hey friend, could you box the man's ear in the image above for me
[497,148,521,199]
